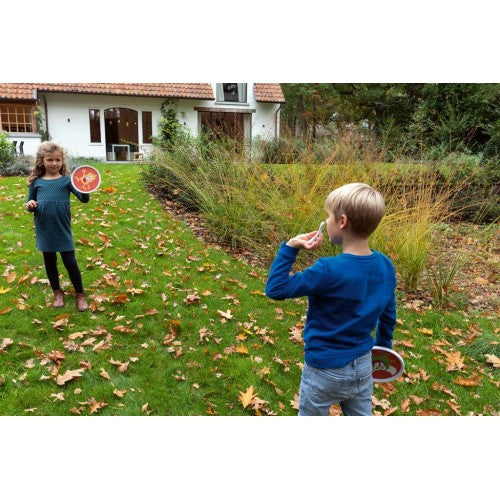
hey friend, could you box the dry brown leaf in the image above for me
[485,354,500,368]
[109,358,129,372]
[417,327,433,335]
[217,309,233,320]
[444,351,466,371]
[113,389,127,398]
[453,375,480,386]
[56,368,85,385]
[93,340,112,353]
[51,392,65,402]
[288,326,304,344]
[0,338,13,351]
[239,386,256,409]
[99,367,111,380]
[89,399,107,414]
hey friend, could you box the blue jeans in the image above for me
[299,351,373,416]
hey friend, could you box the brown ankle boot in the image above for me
[75,292,88,312]
[52,289,64,308]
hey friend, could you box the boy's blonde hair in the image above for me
[27,141,69,185]
[325,182,385,238]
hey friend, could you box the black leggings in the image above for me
[42,251,84,294]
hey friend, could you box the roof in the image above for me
[0,83,285,103]
[0,83,37,100]
[254,83,285,103]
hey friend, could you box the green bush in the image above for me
[0,132,15,172]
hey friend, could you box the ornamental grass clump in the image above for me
[144,139,459,292]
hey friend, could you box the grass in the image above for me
[0,163,498,416]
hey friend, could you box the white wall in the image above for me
[5,133,41,156]
[34,85,280,159]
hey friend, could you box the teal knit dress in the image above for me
[27,176,90,252]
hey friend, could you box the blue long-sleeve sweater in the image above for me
[266,243,397,369]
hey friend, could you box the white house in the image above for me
[0,83,285,160]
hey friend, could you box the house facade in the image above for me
[0,83,285,160]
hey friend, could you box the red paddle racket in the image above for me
[371,346,405,382]
[71,165,101,193]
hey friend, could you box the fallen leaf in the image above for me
[485,354,500,368]
[56,368,85,385]
[453,375,480,386]
[113,389,127,398]
[417,327,433,335]
[109,358,129,372]
[184,293,201,305]
[446,399,461,415]
[239,386,256,409]
[51,392,65,402]
[0,338,14,351]
[416,409,442,416]
[89,399,107,414]
[444,351,466,371]
[99,368,111,380]
[217,309,233,320]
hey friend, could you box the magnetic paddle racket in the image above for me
[71,165,101,194]
[371,346,405,382]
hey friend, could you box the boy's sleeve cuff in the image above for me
[279,242,300,257]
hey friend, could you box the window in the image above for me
[0,102,36,133]
[142,111,152,143]
[89,109,101,143]
[216,83,247,103]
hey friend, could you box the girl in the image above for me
[26,141,90,312]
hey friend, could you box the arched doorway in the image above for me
[104,108,139,161]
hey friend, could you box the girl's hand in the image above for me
[286,230,324,250]
[26,200,38,210]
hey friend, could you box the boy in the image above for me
[265,183,396,416]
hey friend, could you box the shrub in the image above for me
[0,132,15,171]
[0,155,32,177]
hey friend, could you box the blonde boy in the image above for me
[266,183,396,416]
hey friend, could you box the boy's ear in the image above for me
[340,214,349,229]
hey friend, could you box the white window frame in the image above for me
[215,83,248,104]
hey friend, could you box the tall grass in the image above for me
[143,138,461,291]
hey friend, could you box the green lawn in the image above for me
[0,163,498,415]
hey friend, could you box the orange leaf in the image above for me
[78,237,94,247]
[235,345,249,354]
[417,327,433,335]
[239,386,256,409]
[89,399,107,414]
[453,375,480,386]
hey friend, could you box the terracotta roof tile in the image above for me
[254,83,285,103]
[0,83,37,100]
[1,83,285,102]
[0,83,214,100]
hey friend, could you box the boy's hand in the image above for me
[26,200,38,211]
[286,231,324,250]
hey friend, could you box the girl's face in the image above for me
[43,151,63,176]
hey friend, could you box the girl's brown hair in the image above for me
[27,141,70,185]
